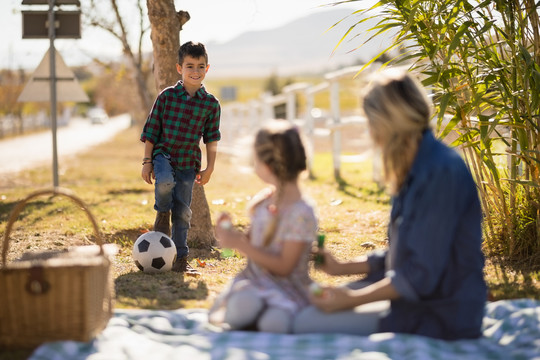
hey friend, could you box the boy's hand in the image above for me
[196,168,212,185]
[141,163,154,184]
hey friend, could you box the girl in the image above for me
[209,121,318,333]
[293,70,487,340]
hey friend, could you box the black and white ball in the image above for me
[132,231,176,273]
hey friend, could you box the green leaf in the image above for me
[440,112,461,140]
[504,179,540,189]
[447,21,474,58]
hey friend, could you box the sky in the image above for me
[1,0,355,71]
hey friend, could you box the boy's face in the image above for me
[176,55,209,88]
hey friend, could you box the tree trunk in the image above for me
[146,0,215,249]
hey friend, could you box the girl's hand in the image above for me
[215,213,241,249]
[309,286,357,313]
[216,212,232,230]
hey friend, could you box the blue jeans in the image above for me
[153,154,196,259]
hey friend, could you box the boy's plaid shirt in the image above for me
[140,81,221,172]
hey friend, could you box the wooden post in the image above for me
[329,80,341,180]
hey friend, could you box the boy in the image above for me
[140,41,220,275]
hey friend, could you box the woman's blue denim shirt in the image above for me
[367,130,487,339]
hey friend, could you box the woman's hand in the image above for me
[313,248,371,277]
[311,278,401,313]
[309,286,358,312]
[313,248,343,275]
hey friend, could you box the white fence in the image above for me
[219,64,381,179]
[0,108,72,139]
[218,63,517,183]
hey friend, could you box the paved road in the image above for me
[0,114,132,175]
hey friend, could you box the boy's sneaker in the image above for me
[172,257,201,277]
[154,211,170,236]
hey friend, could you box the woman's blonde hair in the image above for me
[363,69,432,194]
[250,120,307,246]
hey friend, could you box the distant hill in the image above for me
[205,8,392,78]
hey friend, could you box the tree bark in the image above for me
[146,0,215,249]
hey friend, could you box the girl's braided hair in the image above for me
[254,121,307,182]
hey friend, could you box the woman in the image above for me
[293,69,487,340]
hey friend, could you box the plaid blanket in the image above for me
[30,299,540,360]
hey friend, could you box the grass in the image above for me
[0,124,538,357]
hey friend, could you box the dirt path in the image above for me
[0,114,131,175]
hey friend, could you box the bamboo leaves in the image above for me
[333,0,540,264]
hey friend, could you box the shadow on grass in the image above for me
[109,228,216,310]
[0,198,56,227]
[488,259,540,300]
[335,175,390,205]
[107,188,149,196]
[115,271,209,310]
[0,199,18,224]
[108,227,147,247]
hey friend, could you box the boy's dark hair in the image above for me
[178,41,208,65]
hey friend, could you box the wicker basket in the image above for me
[0,188,115,349]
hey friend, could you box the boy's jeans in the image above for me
[153,153,196,259]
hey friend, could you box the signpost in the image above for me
[20,0,82,187]
[17,49,89,103]
[22,10,81,39]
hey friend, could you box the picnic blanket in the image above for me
[30,299,539,360]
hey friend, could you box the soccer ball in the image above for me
[132,231,177,273]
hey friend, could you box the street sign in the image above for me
[21,0,83,187]
[17,48,89,103]
[22,10,81,38]
[22,0,80,4]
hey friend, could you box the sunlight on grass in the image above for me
[1,125,537,315]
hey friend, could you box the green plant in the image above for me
[333,0,540,268]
